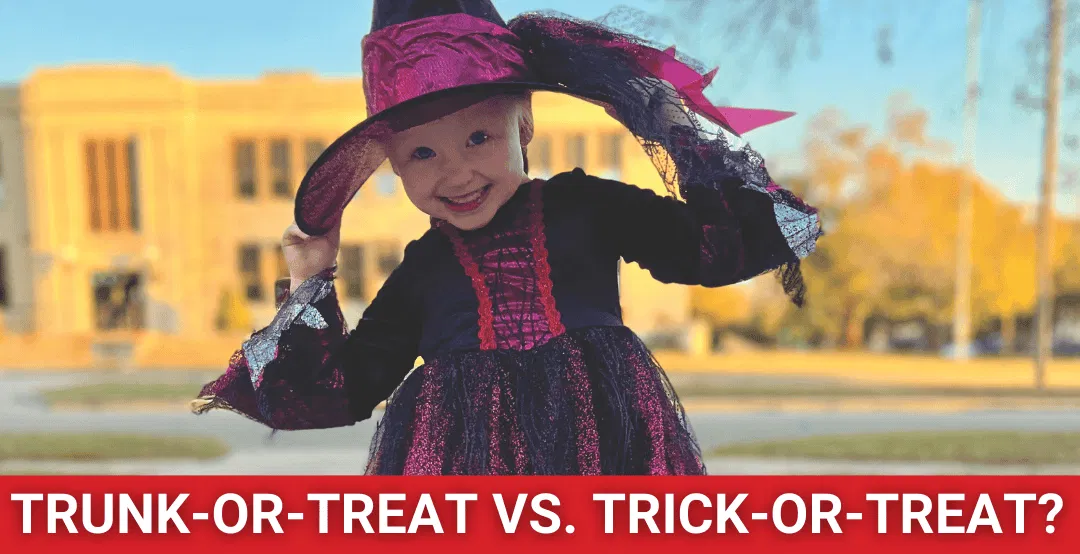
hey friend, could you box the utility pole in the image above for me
[953,0,982,361]
[1035,0,1066,389]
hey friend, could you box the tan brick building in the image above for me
[0,66,697,367]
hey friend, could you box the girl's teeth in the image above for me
[448,188,484,204]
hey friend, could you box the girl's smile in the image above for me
[440,183,494,213]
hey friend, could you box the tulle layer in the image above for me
[365,325,706,476]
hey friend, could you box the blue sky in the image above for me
[0,0,1074,212]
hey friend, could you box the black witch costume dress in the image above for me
[191,0,823,475]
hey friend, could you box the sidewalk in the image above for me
[42,394,1080,415]
[37,389,1080,415]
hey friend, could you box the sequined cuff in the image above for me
[242,266,339,389]
[274,266,339,310]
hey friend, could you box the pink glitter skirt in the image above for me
[364,326,706,475]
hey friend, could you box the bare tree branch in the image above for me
[633,0,1077,157]
[1002,0,1078,162]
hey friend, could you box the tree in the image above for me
[791,100,953,348]
[1013,0,1079,162]
[638,0,947,70]
[786,99,1080,351]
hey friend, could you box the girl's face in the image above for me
[386,95,532,231]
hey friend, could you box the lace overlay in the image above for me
[438,182,564,351]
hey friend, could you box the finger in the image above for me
[281,223,310,245]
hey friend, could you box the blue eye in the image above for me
[412,147,436,160]
[468,131,489,146]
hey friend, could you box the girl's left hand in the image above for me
[282,221,341,291]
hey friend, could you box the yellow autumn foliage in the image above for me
[690,284,752,326]
[775,99,1080,348]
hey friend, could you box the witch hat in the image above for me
[294,0,795,236]
[295,0,556,235]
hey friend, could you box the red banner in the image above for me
[1,476,1075,553]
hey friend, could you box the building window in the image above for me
[270,139,291,198]
[531,135,552,176]
[85,138,140,232]
[92,272,145,330]
[601,132,622,169]
[339,244,366,300]
[599,132,622,179]
[239,245,263,301]
[128,140,141,230]
[566,134,586,168]
[235,140,257,198]
[86,142,100,229]
[376,242,401,277]
[0,247,8,308]
[305,139,326,171]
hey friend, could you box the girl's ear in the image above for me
[516,97,534,175]
[517,96,535,147]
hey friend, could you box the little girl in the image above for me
[192,0,822,475]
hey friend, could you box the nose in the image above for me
[438,152,475,193]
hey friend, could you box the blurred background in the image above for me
[1,0,1080,475]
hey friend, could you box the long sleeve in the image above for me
[191,242,422,430]
[576,127,822,298]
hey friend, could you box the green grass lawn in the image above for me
[0,432,229,462]
[710,431,1080,465]
[39,383,203,407]
[40,380,1080,410]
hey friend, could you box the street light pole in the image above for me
[1034,0,1066,389]
[953,0,982,361]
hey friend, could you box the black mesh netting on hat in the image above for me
[510,10,822,306]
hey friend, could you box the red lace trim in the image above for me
[440,224,498,351]
[437,181,565,351]
[529,183,566,336]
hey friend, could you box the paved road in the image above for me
[5,371,1080,475]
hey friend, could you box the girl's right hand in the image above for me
[282,222,341,290]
